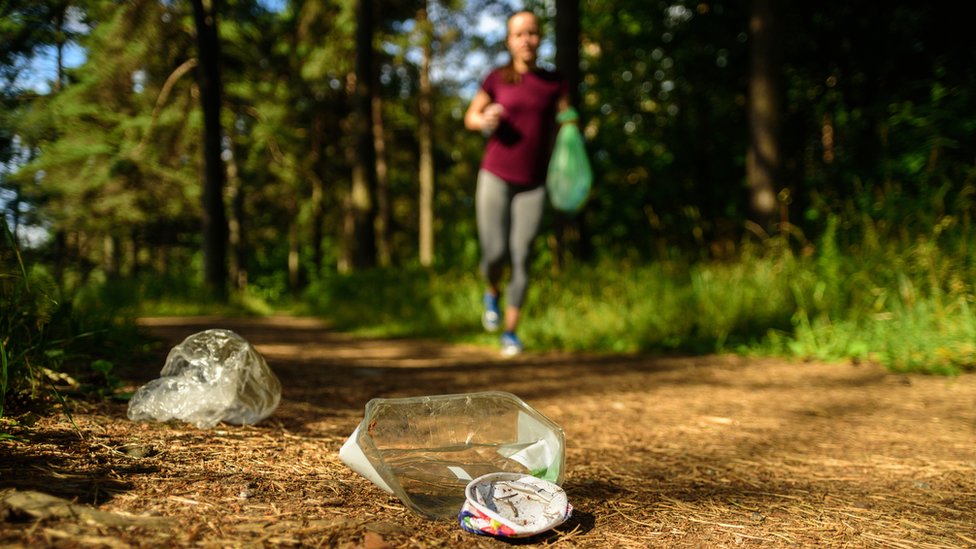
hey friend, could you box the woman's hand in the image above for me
[481,103,505,134]
[464,90,504,134]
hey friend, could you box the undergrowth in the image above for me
[23,216,973,380]
[293,216,975,376]
[1,221,146,421]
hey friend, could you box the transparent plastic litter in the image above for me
[127,329,281,429]
[339,391,565,520]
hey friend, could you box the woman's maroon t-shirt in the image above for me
[480,68,568,185]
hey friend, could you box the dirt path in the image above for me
[2,316,975,548]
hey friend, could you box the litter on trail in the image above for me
[127,329,281,429]
[459,472,572,539]
[339,391,566,521]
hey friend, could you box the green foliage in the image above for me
[299,219,976,375]
[126,270,274,317]
[3,0,976,379]
[299,268,485,337]
[88,358,125,398]
[1,220,60,414]
[1,220,148,417]
[1,340,9,416]
[760,208,976,375]
[3,0,975,273]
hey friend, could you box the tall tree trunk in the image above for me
[555,0,580,109]
[746,0,781,230]
[373,88,391,267]
[125,230,138,277]
[346,0,378,270]
[417,5,435,267]
[288,205,300,291]
[102,234,118,278]
[226,114,246,290]
[53,5,65,93]
[310,113,326,276]
[191,0,228,299]
[552,0,586,268]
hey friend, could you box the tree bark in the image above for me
[417,5,435,267]
[347,0,378,270]
[373,88,391,267]
[191,0,228,298]
[53,4,65,93]
[555,0,580,108]
[226,113,246,290]
[746,0,782,230]
[288,207,300,291]
[310,113,326,276]
[553,0,587,268]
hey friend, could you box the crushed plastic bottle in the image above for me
[339,391,565,520]
[127,329,281,429]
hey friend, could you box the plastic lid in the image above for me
[458,472,572,538]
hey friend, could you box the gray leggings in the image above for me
[476,169,547,309]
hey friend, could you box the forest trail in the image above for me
[2,315,974,547]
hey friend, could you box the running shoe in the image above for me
[500,331,523,357]
[482,293,500,332]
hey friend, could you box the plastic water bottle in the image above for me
[340,391,565,519]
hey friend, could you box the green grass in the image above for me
[9,211,972,395]
[293,224,975,376]
[296,255,797,356]
[124,272,276,317]
[2,222,155,417]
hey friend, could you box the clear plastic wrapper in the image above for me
[127,329,281,429]
[340,391,564,519]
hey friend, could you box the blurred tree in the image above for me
[552,0,586,268]
[342,0,378,271]
[0,1,85,89]
[190,0,229,299]
[373,45,392,268]
[746,0,780,231]
[0,1,87,253]
[1,0,973,295]
[13,0,200,281]
[417,1,434,267]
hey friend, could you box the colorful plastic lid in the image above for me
[458,472,572,539]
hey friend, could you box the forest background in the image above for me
[2,0,975,412]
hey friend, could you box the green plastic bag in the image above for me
[546,109,592,213]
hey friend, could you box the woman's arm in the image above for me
[465,89,503,133]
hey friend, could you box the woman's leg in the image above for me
[504,183,547,331]
[475,169,511,294]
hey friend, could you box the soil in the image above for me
[1,315,974,548]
